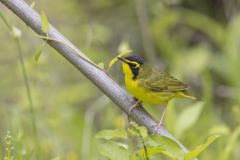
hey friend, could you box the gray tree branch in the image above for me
[0,0,189,153]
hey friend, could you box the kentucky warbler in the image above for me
[117,55,196,133]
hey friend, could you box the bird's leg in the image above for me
[129,97,142,114]
[127,97,142,127]
[153,105,167,135]
[159,107,166,126]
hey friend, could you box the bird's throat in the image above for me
[122,63,139,80]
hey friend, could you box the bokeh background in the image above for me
[1,0,240,159]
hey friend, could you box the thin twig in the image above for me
[15,36,40,160]
[138,130,149,160]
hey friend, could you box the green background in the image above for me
[0,0,240,159]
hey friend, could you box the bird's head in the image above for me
[117,55,144,80]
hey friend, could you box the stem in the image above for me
[16,38,37,137]
[15,38,40,159]
[138,131,149,160]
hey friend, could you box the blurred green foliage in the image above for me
[0,0,240,159]
[95,123,219,160]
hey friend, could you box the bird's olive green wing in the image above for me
[137,68,188,92]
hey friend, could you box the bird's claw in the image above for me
[128,99,142,114]
[151,123,164,135]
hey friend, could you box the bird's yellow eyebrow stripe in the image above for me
[124,60,141,68]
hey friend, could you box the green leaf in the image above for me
[127,122,148,137]
[98,141,129,160]
[175,102,204,137]
[107,50,132,70]
[34,43,45,62]
[139,126,148,138]
[136,147,165,158]
[150,135,185,159]
[41,10,49,33]
[127,122,139,136]
[95,129,127,140]
[127,128,139,137]
[185,135,220,160]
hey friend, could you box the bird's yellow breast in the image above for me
[124,76,174,105]
[122,63,175,104]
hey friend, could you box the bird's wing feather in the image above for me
[138,68,188,92]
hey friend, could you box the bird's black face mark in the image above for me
[129,64,140,80]
[125,55,144,80]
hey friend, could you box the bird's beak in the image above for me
[117,56,126,63]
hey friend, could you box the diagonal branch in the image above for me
[0,0,189,153]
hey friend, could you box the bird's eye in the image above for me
[130,62,141,68]
[131,64,137,67]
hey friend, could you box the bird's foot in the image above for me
[152,107,167,135]
[128,98,142,114]
[151,123,164,135]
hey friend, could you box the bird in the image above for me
[117,54,196,134]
